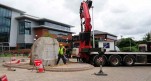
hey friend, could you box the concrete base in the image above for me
[3,59,94,72]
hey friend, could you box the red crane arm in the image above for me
[78,0,93,62]
[78,1,105,64]
[80,0,92,32]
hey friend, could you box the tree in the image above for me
[43,32,54,38]
[117,38,138,52]
[143,32,151,41]
[117,38,136,48]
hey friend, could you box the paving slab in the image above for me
[1,58,151,81]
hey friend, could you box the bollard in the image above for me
[94,56,107,76]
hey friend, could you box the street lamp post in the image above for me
[91,6,95,48]
[130,39,131,51]
[129,37,134,51]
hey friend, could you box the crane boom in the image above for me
[80,0,92,32]
[78,0,105,66]
[79,0,93,62]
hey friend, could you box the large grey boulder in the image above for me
[30,37,59,66]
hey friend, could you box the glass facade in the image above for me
[45,22,70,32]
[49,30,69,36]
[19,20,31,35]
[0,7,12,42]
[38,21,71,36]
[18,43,32,49]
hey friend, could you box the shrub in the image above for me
[120,46,139,52]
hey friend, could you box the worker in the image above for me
[56,44,66,65]
[77,53,81,62]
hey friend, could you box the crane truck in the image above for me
[96,41,151,66]
[78,0,105,66]
[77,0,151,67]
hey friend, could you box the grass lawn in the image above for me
[0,53,28,57]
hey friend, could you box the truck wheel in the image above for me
[93,55,107,67]
[109,55,121,66]
[123,55,135,66]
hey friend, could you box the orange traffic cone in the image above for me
[37,64,44,73]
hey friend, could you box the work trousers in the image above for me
[77,57,81,62]
[56,54,66,65]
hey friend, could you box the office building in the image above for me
[0,3,73,50]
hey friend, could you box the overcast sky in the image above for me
[0,0,151,40]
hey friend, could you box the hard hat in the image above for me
[60,44,63,46]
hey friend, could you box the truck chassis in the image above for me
[91,52,151,66]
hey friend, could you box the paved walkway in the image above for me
[1,57,151,81]
[1,64,151,81]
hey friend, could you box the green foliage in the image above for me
[136,32,151,45]
[0,54,4,57]
[120,46,139,52]
[136,40,146,44]
[44,32,53,38]
[117,38,136,48]
[117,38,138,52]
[117,32,151,52]
[143,32,151,41]
[0,53,12,57]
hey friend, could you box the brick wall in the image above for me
[34,27,72,48]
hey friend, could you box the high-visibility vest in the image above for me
[59,47,64,55]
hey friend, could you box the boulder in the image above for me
[30,37,59,66]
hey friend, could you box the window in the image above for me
[48,30,68,36]
[45,22,70,32]
[25,22,31,35]
[19,21,25,34]
[19,21,31,35]
[39,21,44,25]
[0,7,12,42]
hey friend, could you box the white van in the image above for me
[71,48,79,58]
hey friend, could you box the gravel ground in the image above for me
[0,57,151,81]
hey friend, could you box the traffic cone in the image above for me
[0,74,8,81]
[15,60,20,64]
[37,64,44,73]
